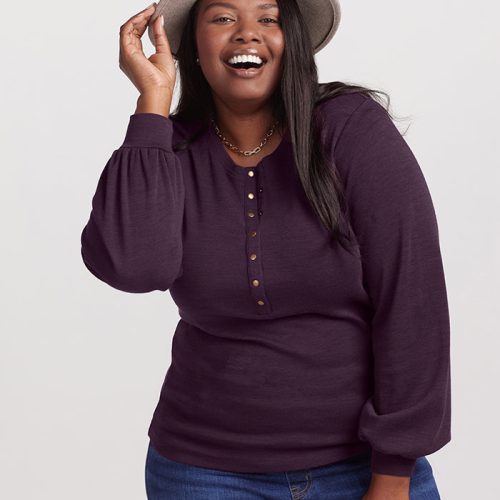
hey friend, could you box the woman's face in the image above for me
[195,0,284,107]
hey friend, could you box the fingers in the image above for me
[119,3,157,45]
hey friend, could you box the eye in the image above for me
[214,16,234,23]
[213,16,279,24]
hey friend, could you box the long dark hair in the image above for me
[171,0,407,253]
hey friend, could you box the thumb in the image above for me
[151,14,173,57]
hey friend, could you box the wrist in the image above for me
[135,91,172,117]
[364,472,410,499]
[371,472,410,490]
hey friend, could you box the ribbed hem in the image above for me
[371,450,417,477]
[148,426,373,474]
[121,113,174,151]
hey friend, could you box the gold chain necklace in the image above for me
[211,118,280,157]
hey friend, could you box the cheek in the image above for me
[196,28,219,59]
[268,32,285,59]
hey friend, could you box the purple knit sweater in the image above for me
[81,92,451,476]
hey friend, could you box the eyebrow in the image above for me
[203,2,278,13]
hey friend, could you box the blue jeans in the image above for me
[145,441,441,499]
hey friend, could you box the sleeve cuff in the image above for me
[121,112,174,151]
[370,449,417,477]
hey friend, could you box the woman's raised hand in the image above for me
[119,3,176,108]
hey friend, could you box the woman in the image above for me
[81,0,451,498]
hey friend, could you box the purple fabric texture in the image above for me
[81,92,451,476]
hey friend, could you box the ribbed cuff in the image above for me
[371,450,417,477]
[122,113,174,151]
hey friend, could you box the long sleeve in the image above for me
[334,97,451,476]
[80,113,185,293]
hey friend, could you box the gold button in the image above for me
[252,279,260,287]
[248,192,255,199]
[248,170,254,177]
[248,211,255,218]
[249,253,257,261]
[257,300,265,306]
[249,230,257,237]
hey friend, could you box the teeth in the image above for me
[227,54,264,65]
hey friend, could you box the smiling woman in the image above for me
[80,0,451,498]
[151,0,386,234]
[193,0,285,110]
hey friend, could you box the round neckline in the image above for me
[208,122,291,176]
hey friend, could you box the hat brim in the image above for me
[147,0,341,58]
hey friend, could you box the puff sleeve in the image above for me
[334,97,452,476]
[80,113,184,293]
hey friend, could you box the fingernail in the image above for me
[160,15,164,27]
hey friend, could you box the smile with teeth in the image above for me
[225,54,266,69]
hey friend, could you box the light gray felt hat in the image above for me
[147,0,341,58]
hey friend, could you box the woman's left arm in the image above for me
[333,96,452,481]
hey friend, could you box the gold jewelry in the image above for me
[211,118,280,157]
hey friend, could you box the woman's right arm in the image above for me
[80,112,184,293]
[80,3,183,293]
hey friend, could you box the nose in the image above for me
[231,19,263,45]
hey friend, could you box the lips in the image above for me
[222,59,267,79]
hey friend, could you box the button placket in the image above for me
[244,168,271,313]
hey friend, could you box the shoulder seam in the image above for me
[334,96,373,148]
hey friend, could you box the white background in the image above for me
[1,0,498,498]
